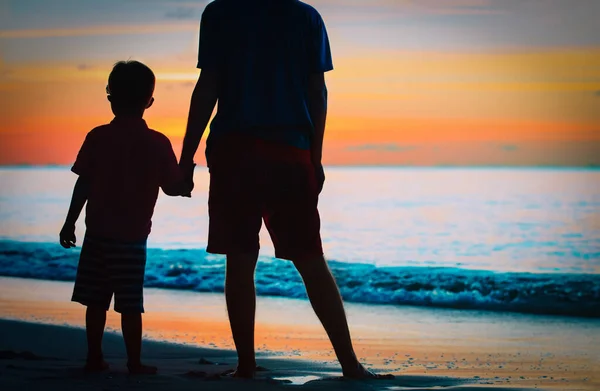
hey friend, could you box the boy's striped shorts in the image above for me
[71,234,147,313]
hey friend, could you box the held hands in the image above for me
[59,223,77,248]
[180,162,196,198]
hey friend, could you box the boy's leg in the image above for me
[85,306,108,370]
[120,312,156,374]
[107,239,156,374]
[71,235,112,371]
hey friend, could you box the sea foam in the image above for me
[1,240,598,318]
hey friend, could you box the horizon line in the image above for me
[1,164,598,170]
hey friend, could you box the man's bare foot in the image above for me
[84,359,110,372]
[222,367,254,379]
[343,362,395,380]
[222,365,268,379]
[127,362,158,375]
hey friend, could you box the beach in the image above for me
[1,167,599,390]
[1,276,598,390]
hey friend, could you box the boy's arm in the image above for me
[59,176,89,248]
[61,130,94,248]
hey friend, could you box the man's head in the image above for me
[107,60,155,116]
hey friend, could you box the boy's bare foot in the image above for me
[84,359,110,372]
[127,362,158,375]
[343,363,395,380]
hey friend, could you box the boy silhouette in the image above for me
[59,60,190,374]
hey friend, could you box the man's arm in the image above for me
[59,176,89,248]
[305,9,332,194]
[308,72,328,166]
[308,72,328,193]
[179,69,219,167]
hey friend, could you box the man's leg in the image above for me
[225,251,260,378]
[293,255,384,379]
[206,146,263,377]
[262,158,379,378]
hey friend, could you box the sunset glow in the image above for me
[1,0,599,166]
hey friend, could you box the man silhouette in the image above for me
[179,0,388,379]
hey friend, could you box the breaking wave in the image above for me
[1,240,598,318]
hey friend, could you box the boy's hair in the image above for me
[107,60,155,110]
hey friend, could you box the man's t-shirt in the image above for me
[197,0,333,152]
[72,117,182,241]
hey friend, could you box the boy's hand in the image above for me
[59,223,77,248]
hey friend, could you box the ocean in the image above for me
[1,167,599,318]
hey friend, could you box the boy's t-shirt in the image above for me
[72,117,182,241]
[197,0,333,152]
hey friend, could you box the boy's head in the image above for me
[107,60,155,116]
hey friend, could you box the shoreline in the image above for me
[0,319,539,391]
[1,276,599,390]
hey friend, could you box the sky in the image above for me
[1,0,599,166]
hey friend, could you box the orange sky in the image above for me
[1,0,599,166]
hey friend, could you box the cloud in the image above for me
[0,23,197,39]
[165,7,199,20]
[347,144,417,152]
[501,144,518,152]
[408,0,502,15]
[316,0,502,19]
[595,90,600,97]
[155,72,198,81]
[77,64,93,71]
[0,69,13,84]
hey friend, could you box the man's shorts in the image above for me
[72,235,147,313]
[206,134,324,261]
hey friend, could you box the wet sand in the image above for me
[1,276,598,390]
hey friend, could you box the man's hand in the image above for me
[59,223,76,248]
[180,162,196,198]
[314,163,325,194]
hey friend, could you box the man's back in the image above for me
[198,0,333,150]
